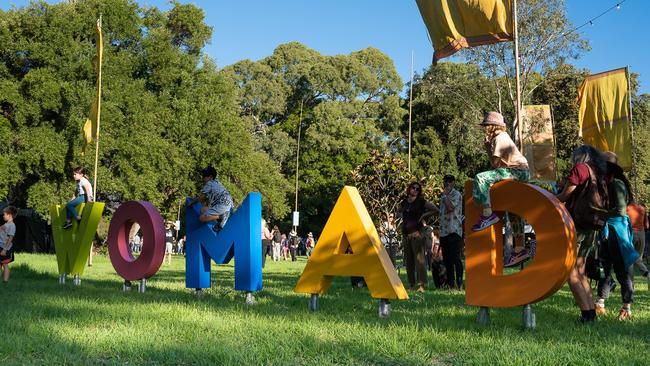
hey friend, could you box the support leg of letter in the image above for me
[195,288,204,298]
[59,272,66,285]
[138,278,146,293]
[309,294,319,312]
[522,304,536,330]
[123,280,132,292]
[73,273,81,286]
[378,299,391,318]
[245,292,256,305]
[477,306,490,325]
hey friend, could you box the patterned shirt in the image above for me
[201,179,233,209]
[439,188,463,238]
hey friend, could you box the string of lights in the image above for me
[562,0,628,38]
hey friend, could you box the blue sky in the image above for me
[3,0,649,94]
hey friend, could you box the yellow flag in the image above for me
[83,18,103,152]
[577,68,631,170]
[415,0,513,62]
[521,105,557,181]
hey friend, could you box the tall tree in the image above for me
[0,0,290,220]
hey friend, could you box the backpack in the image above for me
[569,164,608,230]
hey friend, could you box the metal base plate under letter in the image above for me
[378,299,391,318]
[477,306,491,325]
[309,294,319,312]
[138,278,146,293]
[522,304,536,330]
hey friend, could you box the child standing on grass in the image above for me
[1,206,18,283]
[471,112,530,232]
[63,167,94,229]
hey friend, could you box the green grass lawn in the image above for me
[2,253,650,365]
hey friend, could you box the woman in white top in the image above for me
[63,167,94,229]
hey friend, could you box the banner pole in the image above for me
[92,14,103,198]
[626,66,637,195]
[513,0,524,151]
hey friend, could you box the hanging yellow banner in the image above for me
[415,0,513,62]
[521,105,556,181]
[577,67,631,170]
[83,18,103,152]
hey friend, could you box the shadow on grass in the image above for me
[5,260,650,364]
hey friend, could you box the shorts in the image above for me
[204,205,233,228]
[576,228,598,258]
[1,249,14,264]
[165,242,173,254]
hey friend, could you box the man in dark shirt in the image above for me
[398,182,436,293]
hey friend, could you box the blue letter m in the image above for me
[185,192,262,292]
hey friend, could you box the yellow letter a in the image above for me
[294,186,408,300]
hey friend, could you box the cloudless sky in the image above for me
[3,0,649,94]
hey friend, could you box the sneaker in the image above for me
[62,222,73,230]
[617,308,632,321]
[504,249,530,267]
[471,213,499,232]
[595,303,606,316]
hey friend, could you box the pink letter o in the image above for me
[107,201,166,281]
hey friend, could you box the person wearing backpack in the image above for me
[556,145,608,324]
[594,152,638,321]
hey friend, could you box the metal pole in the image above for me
[92,15,103,197]
[512,0,524,151]
[294,101,303,231]
[408,51,414,173]
[626,66,637,194]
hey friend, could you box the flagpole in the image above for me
[408,50,414,173]
[92,15,103,198]
[626,66,637,195]
[293,101,303,233]
[512,0,524,151]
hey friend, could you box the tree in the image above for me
[460,0,589,127]
[0,0,290,221]
[224,43,405,232]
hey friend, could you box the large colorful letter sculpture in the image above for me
[107,201,165,289]
[464,180,576,324]
[185,192,262,297]
[294,186,408,316]
[50,202,105,284]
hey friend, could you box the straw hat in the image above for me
[479,111,506,127]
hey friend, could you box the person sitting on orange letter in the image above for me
[471,112,529,232]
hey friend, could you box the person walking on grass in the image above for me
[271,226,282,261]
[261,219,272,268]
[471,112,529,232]
[438,175,464,290]
[594,152,638,321]
[281,233,289,261]
[305,232,315,257]
[288,230,299,262]
[398,182,437,293]
[0,206,17,283]
[165,222,174,265]
[63,167,94,230]
[627,201,650,290]
[556,145,608,324]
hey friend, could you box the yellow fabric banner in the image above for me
[415,0,513,62]
[521,105,556,181]
[83,18,103,151]
[577,68,631,170]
